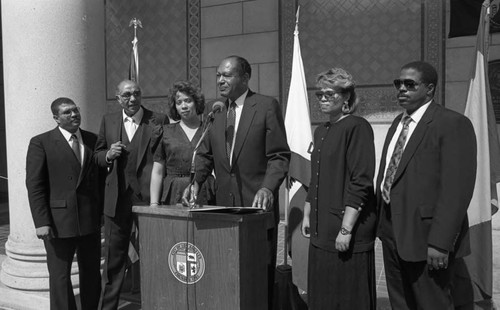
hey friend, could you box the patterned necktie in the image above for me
[382,115,412,204]
[226,101,236,159]
[70,134,81,164]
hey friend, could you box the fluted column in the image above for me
[0,0,105,308]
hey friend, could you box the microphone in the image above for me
[189,101,224,204]
[206,101,224,120]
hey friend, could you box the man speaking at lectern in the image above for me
[183,55,290,307]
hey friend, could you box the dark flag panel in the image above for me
[449,0,500,37]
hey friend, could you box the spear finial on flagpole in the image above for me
[295,6,300,33]
[128,18,142,83]
[129,18,143,41]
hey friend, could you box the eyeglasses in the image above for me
[315,90,340,101]
[120,91,141,99]
[393,79,421,90]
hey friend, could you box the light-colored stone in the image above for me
[444,81,469,113]
[201,0,242,8]
[201,32,279,67]
[201,67,217,101]
[202,2,242,38]
[445,46,475,83]
[243,0,278,33]
[0,0,105,306]
[257,62,279,97]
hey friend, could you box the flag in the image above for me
[449,0,500,37]
[129,36,139,83]
[284,9,313,293]
[453,0,500,305]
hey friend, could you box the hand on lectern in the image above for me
[182,181,200,208]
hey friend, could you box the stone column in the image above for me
[0,0,105,308]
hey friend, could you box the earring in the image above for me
[342,102,350,113]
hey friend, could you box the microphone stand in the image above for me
[188,112,216,208]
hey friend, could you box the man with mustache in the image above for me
[95,80,168,309]
[376,61,477,309]
[26,97,103,310]
[183,55,290,308]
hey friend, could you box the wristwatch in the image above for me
[340,227,351,235]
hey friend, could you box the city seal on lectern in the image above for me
[168,242,206,284]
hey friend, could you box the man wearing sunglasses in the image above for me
[95,80,168,309]
[376,61,477,309]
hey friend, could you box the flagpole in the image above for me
[284,177,289,265]
[129,18,142,83]
[283,6,302,267]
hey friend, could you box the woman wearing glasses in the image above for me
[150,81,215,206]
[301,68,377,309]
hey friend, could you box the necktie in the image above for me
[125,117,137,140]
[382,116,412,204]
[226,101,236,159]
[70,134,81,164]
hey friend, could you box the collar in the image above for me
[122,106,144,124]
[58,126,82,142]
[404,99,432,124]
[232,89,249,108]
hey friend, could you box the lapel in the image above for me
[51,127,81,178]
[232,90,257,166]
[392,102,438,184]
[112,112,123,144]
[377,114,402,187]
[77,130,93,187]
[213,102,231,170]
[136,108,153,171]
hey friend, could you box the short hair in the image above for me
[115,79,140,96]
[316,67,358,114]
[51,97,75,115]
[226,55,252,79]
[401,61,438,86]
[168,81,205,121]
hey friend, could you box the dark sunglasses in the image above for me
[393,79,421,90]
[315,90,339,101]
[120,91,141,99]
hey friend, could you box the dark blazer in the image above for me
[94,107,167,217]
[376,102,477,262]
[195,90,290,212]
[26,127,102,238]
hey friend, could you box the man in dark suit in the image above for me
[95,80,168,310]
[26,97,102,310]
[184,55,290,308]
[377,61,477,309]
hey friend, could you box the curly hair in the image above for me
[316,68,358,114]
[168,81,205,121]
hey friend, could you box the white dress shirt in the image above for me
[227,89,248,163]
[59,126,84,167]
[381,100,432,192]
[122,107,144,141]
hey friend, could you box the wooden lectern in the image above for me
[132,204,274,310]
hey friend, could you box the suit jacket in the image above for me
[26,127,103,238]
[94,107,167,217]
[195,90,290,213]
[376,102,477,261]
